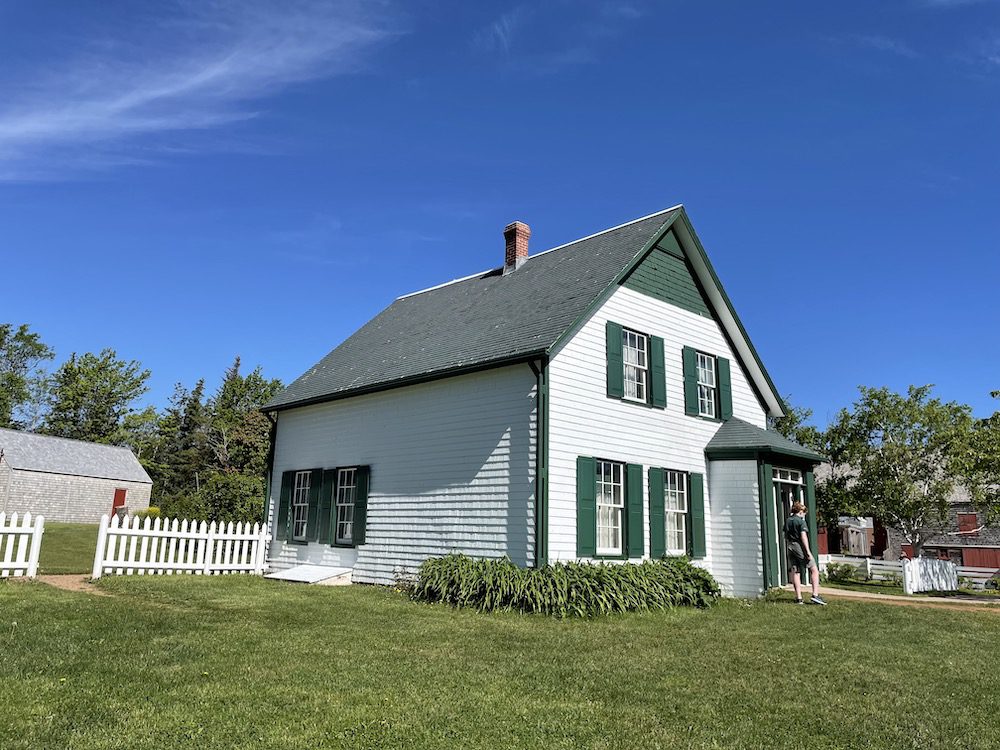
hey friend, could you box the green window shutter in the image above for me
[626,463,644,558]
[606,321,624,399]
[759,462,778,588]
[805,470,818,557]
[648,467,665,558]
[576,456,597,557]
[275,470,294,540]
[717,357,733,421]
[650,335,666,408]
[352,465,370,545]
[318,469,336,545]
[305,468,324,542]
[688,472,706,559]
[682,346,699,416]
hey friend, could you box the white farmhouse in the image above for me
[263,206,823,596]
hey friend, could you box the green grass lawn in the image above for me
[1,578,998,750]
[37,522,99,574]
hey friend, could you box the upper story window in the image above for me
[596,460,625,556]
[696,352,717,418]
[291,470,311,541]
[622,329,648,402]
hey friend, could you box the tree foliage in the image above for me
[42,349,150,443]
[0,323,54,429]
[966,390,1000,523]
[768,396,823,451]
[827,385,979,557]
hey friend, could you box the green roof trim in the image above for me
[705,418,825,463]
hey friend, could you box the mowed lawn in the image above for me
[2,578,999,750]
[37,522,99,574]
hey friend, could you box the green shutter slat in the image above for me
[305,468,324,541]
[576,456,597,557]
[606,321,624,400]
[319,469,336,545]
[275,471,294,541]
[626,463,644,558]
[352,465,370,545]
[648,467,665,558]
[682,346,699,416]
[805,470,818,558]
[759,462,778,588]
[717,357,733,421]
[689,472,706,559]
[650,335,666,408]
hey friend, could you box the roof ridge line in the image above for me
[0,427,133,452]
[396,204,684,300]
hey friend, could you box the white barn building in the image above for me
[0,428,152,523]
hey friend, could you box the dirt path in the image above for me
[34,574,110,596]
[817,585,1000,614]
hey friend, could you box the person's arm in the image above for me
[800,525,812,560]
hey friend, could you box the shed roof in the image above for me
[0,428,152,484]
[705,418,825,463]
[266,206,786,416]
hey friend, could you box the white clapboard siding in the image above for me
[268,364,537,584]
[546,284,768,568]
[92,515,269,579]
[0,511,45,578]
[708,460,764,597]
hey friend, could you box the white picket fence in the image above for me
[823,554,999,592]
[0,511,45,578]
[92,514,269,579]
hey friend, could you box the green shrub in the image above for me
[132,506,161,521]
[410,554,721,617]
[156,474,265,525]
[825,562,859,583]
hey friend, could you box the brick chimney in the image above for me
[503,221,530,274]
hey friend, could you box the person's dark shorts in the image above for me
[787,542,816,578]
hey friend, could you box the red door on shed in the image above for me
[110,488,127,519]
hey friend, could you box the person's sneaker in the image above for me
[810,595,827,606]
[793,598,804,605]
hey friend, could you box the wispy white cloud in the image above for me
[850,34,920,58]
[472,2,645,73]
[0,1,402,181]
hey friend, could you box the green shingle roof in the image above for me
[705,418,825,463]
[266,208,681,410]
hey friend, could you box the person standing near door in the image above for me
[785,501,826,605]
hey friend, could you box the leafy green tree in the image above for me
[198,472,266,524]
[0,323,54,429]
[42,349,150,443]
[830,385,978,557]
[768,395,823,450]
[156,380,211,496]
[965,390,1000,522]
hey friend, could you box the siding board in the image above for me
[269,365,536,584]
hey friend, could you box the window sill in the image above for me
[610,395,664,410]
[331,542,357,549]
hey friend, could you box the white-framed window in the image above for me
[622,329,648,403]
[664,470,688,555]
[772,468,803,484]
[291,470,311,541]
[335,467,357,545]
[596,460,625,555]
[696,352,717,418]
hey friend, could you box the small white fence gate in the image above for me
[0,511,45,578]
[902,557,959,595]
[92,514,269,579]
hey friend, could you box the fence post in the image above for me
[203,521,215,575]
[26,514,44,578]
[92,515,110,580]
[864,558,872,580]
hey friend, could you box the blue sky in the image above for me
[2,0,998,426]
